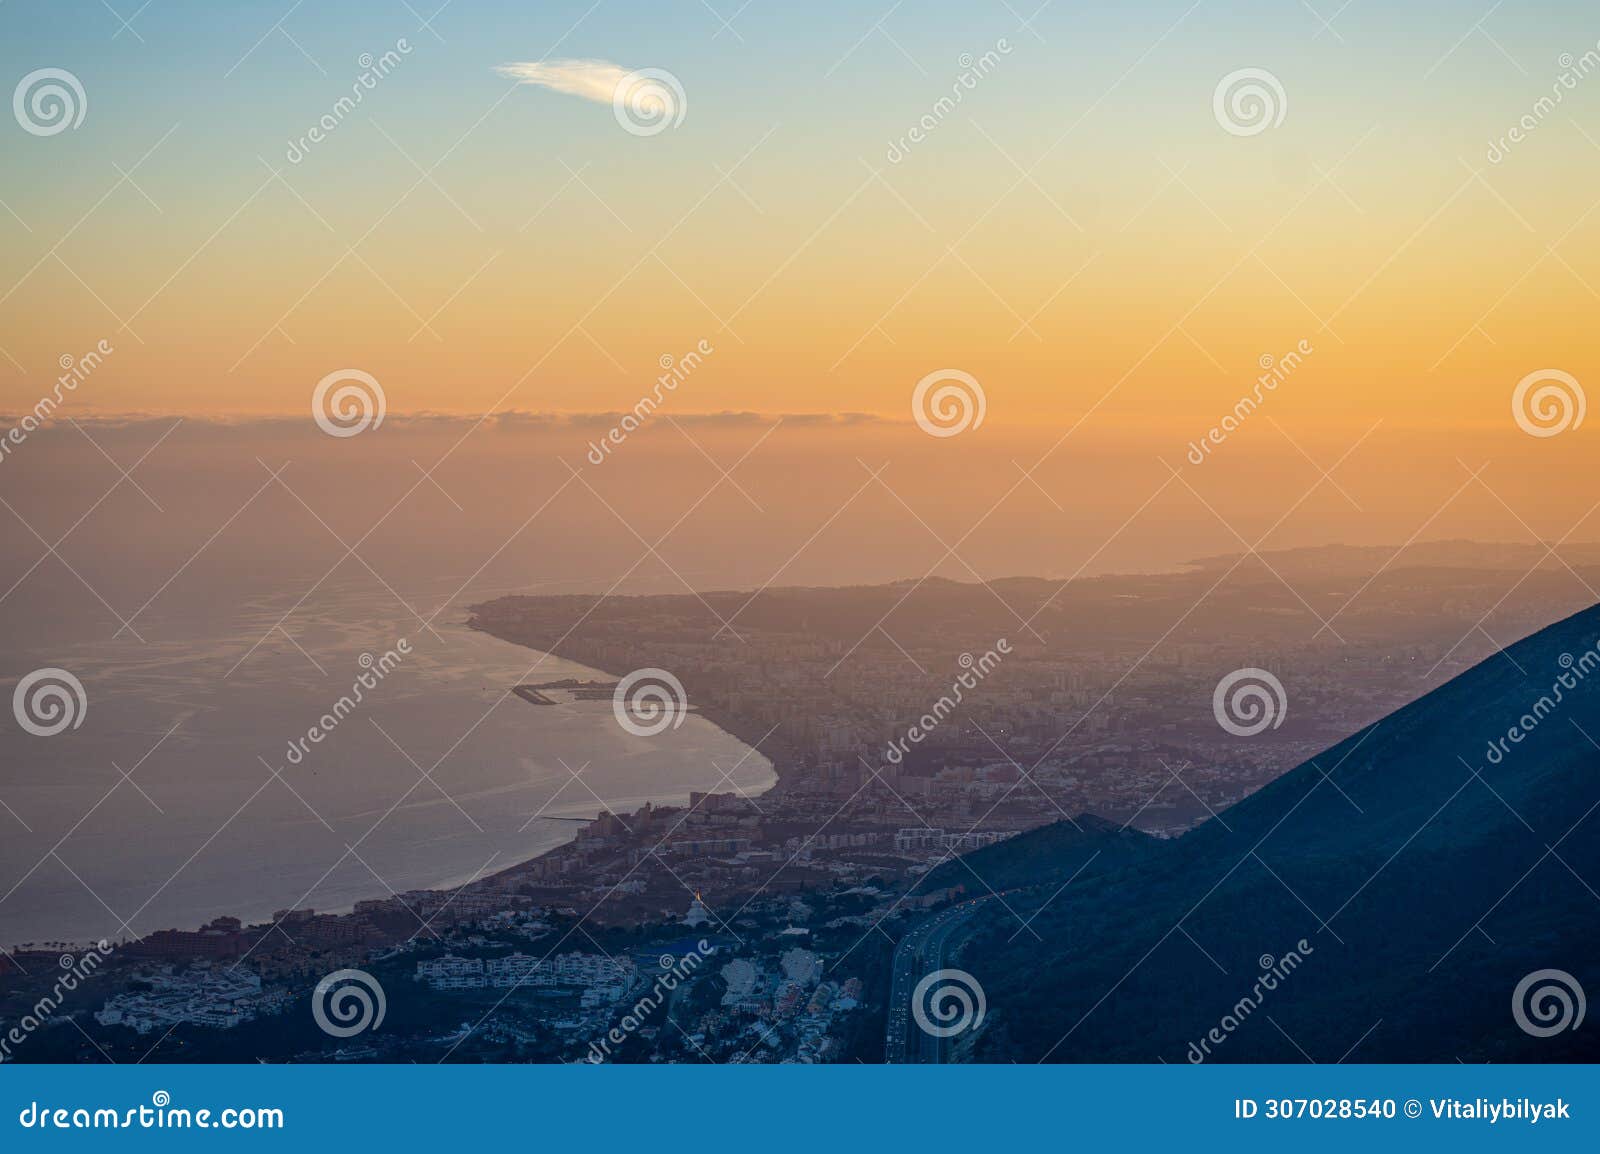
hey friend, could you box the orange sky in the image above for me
[3,3,1597,437]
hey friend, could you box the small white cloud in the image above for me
[494,58,632,106]
[496,58,687,135]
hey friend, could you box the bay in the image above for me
[0,582,774,949]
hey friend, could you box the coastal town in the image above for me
[2,874,900,1063]
[3,550,1594,1063]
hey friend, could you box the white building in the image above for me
[415,955,486,990]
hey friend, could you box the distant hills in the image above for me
[948,602,1600,1062]
[1179,539,1600,578]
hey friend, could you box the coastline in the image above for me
[460,614,792,895]
[466,618,801,794]
[5,619,778,953]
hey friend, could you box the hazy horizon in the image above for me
[3,414,1595,621]
[4,0,1599,1077]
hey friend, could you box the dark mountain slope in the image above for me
[955,603,1600,1062]
[921,814,1157,894]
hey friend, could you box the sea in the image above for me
[0,580,774,950]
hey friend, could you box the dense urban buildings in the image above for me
[5,549,1597,1063]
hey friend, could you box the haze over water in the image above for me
[0,580,773,949]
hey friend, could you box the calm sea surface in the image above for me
[0,583,772,949]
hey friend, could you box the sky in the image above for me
[1,0,1598,624]
[4,1,1600,951]
[1,0,1597,432]
[11,0,1600,1018]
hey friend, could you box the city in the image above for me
[5,545,1597,1063]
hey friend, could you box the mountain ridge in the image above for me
[947,601,1600,1062]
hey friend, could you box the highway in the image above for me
[883,896,995,1064]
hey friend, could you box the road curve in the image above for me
[883,895,997,1063]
